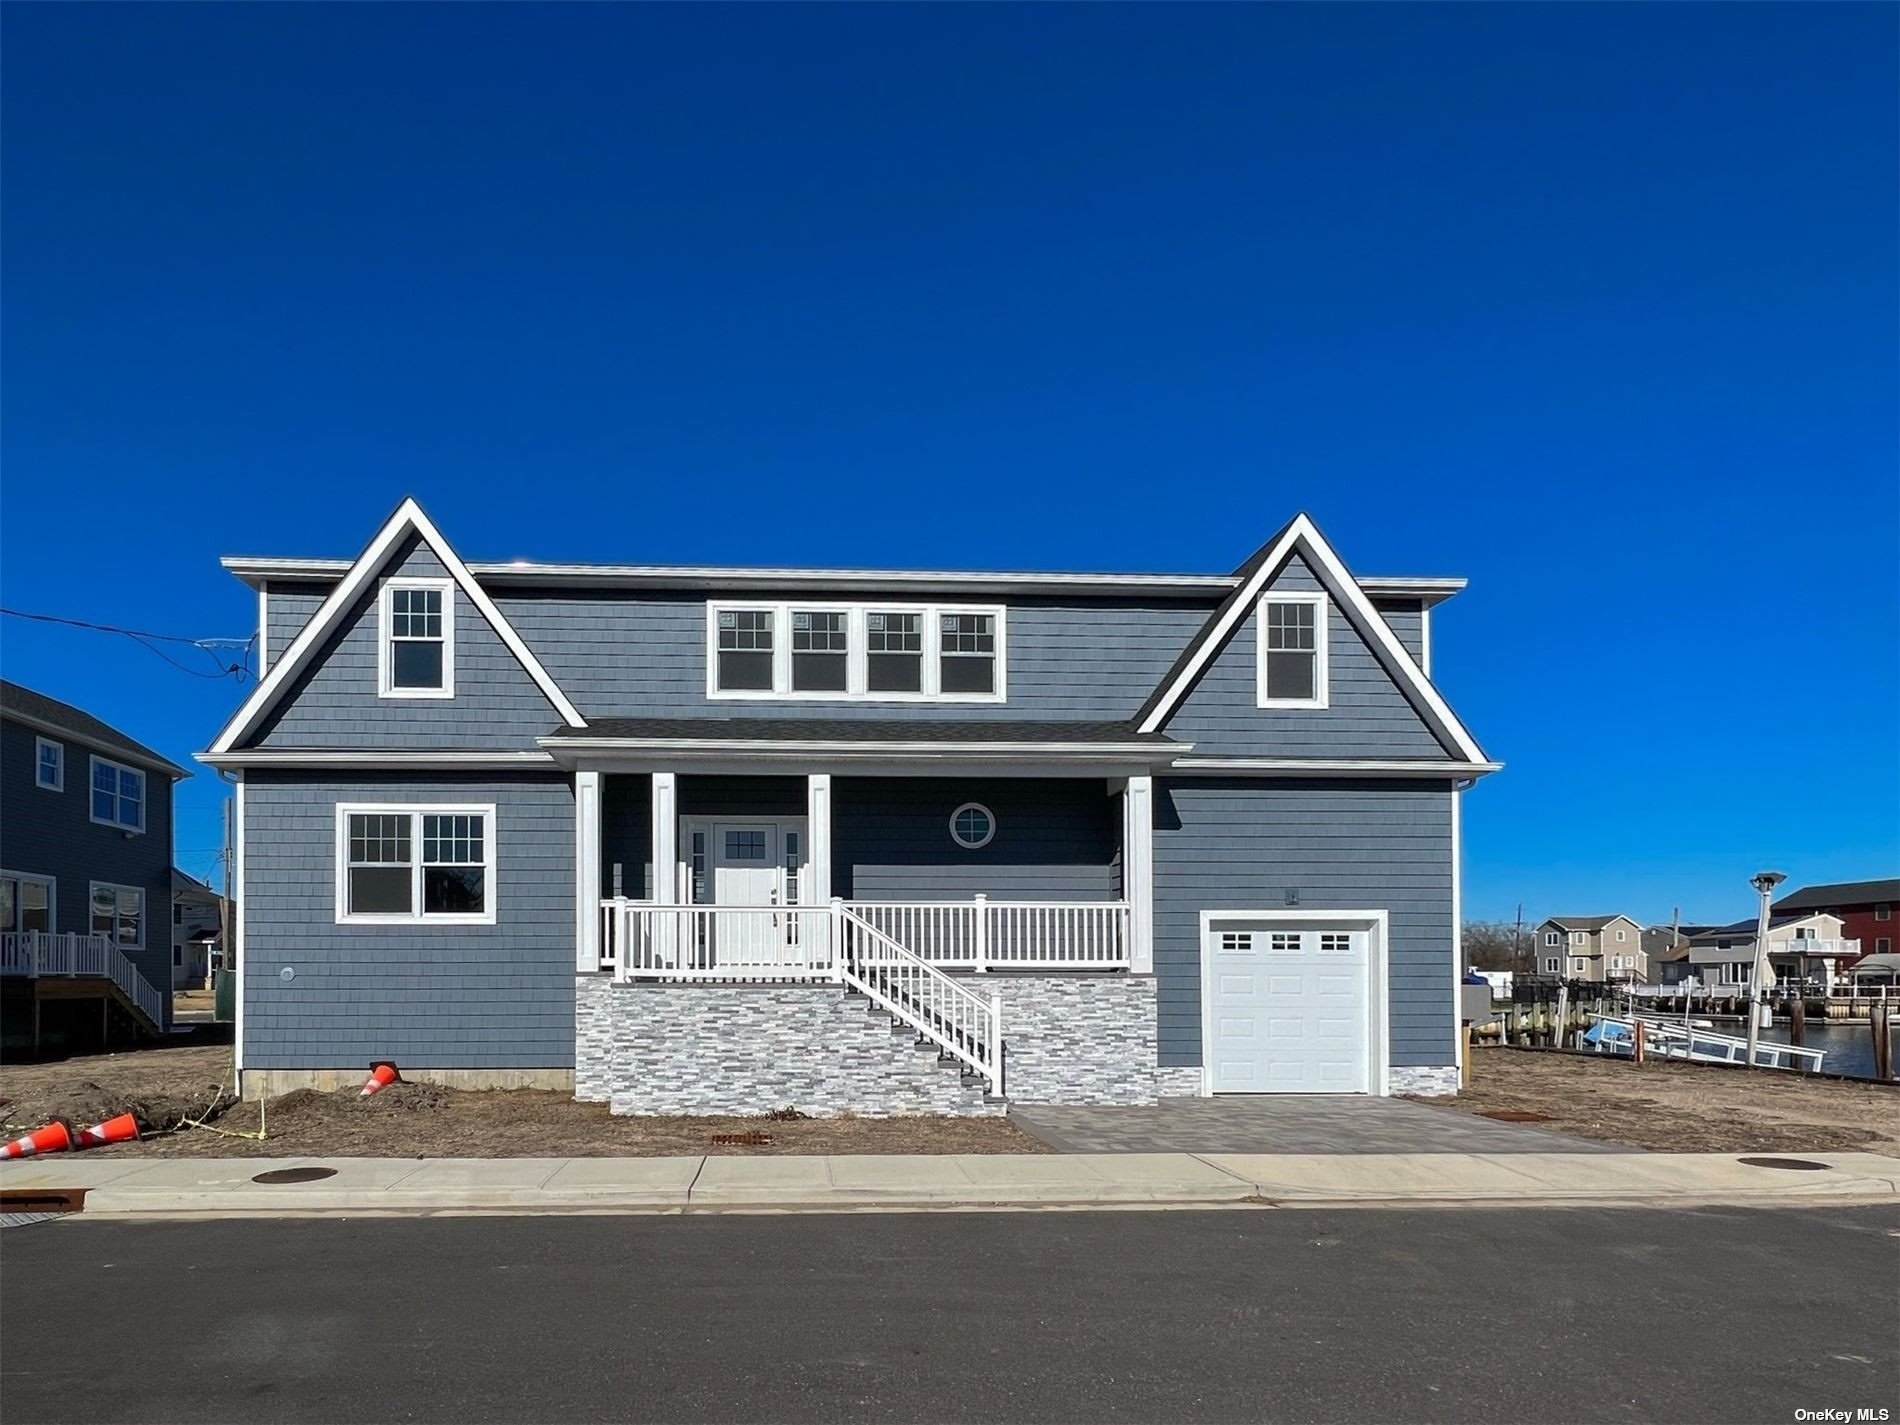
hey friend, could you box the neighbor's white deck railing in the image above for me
[0,930,166,1028]
[1590,1014,1828,1073]
[842,897,1130,970]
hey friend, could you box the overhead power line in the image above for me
[2,607,254,682]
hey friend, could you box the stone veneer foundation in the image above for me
[1387,1065,1461,1096]
[575,973,1162,1116]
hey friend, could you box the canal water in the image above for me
[1753,1022,1886,1081]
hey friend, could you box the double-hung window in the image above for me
[0,873,53,934]
[708,603,1005,701]
[35,737,63,791]
[379,579,453,697]
[1256,592,1328,708]
[90,756,145,833]
[89,882,143,947]
[1544,931,1559,946]
[336,805,495,924]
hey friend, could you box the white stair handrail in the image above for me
[834,902,1003,1096]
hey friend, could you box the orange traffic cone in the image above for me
[359,1063,399,1097]
[1,1120,72,1159]
[74,1112,140,1150]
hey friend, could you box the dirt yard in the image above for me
[1426,1047,1900,1154]
[0,1044,1046,1158]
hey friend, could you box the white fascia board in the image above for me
[539,755,1160,780]
[219,553,1467,603]
[207,499,586,755]
[197,749,557,770]
[1167,757,1501,778]
[1136,515,1489,765]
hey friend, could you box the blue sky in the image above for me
[3,4,1894,922]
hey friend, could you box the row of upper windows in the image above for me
[367,582,1341,709]
[29,737,146,834]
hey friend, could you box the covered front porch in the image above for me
[577,771,1153,980]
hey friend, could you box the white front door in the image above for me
[1206,918,1374,1094]
[702,820,809,969]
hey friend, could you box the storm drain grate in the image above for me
[711,1132,772,1147]
[0,1188,87,1215]
[1736,1157,1831,1172]
[252,1167,339,1184]
[1476,1110,1554,1123]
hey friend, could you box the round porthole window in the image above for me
[949,802,995,850]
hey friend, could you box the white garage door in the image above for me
[1206,918,1374,1093]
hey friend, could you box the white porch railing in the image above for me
[599,900,836,982]
[836,906,1002,1094]
[0,930,167,1028]
[842,897,1130,970]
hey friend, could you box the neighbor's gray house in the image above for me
[201,500,1497,1109]
[1534,915,1646,983]
[2,680,185,1052]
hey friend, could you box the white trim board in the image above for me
[197,750,558,770]
[377,576,456,700]
[1135,514,1487,766]
[332,802,499,927]
[207,498,586,755]
[1,869,59,934]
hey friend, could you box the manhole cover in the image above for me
[1736,1157,1832,1172]
[1477,1110,1553,1123]
[251,1167,338,1185]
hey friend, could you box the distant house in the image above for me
[1534,915,1647,983]
[171,868,228,989]
[1,680,188,1051]
[1642,924,1719,987]
[1772,878,1897,966]
[1684,912,1856,991]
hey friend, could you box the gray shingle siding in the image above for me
[0,717,174,1021]
[495,592,1209,723]
[1373,600,1423,664]
[250,539,561,750]
[1162,556,1450,758]
[264,586,327,668]
[832,777,1118,902]
[240,771,574,1067]
[1153,777,1455,1069]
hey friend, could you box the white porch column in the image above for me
[1126,774,1155,974]
[574,770,602,971]
[808,773,833,969]
[806,773,833,902]
[650,771,678,901]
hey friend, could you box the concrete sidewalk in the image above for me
[4,1150,1899,1215]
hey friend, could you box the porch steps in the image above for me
[845,988,1004,1108]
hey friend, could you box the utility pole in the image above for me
[1513,903,1525,973]
[1746,871,1786,1066]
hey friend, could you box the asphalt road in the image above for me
[3,1206,1897,1425]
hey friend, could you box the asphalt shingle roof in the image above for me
[1773,879,1900,912]
[1,680,190,778]
[547,717,1179,746]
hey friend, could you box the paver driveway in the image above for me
[1009,1095,1628,1154]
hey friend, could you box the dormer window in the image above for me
[708,602,1006,702]
[379,579,454,698]
[1255,592,1328,709]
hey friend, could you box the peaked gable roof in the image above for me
[207,499,586,756]
[2,679,191,779]
[1541,914,1643,933]
[1133,514,1489,765]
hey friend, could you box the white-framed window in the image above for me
[1876,904,1891,921]
[1569,931,1587,946]
[1544,930,1559,946]
[707,602,1006,702]
[335,804,496,925]
[1569,957,1587,974]
[1543,956,1559,974]
[1610,954,1631,970]
[1318,932,1352,955]
[1723,961,1752,986]
[1255,591,1329,709]
[1615,928,1626,942]
[1877,937,1892,955]
[378,578,454,698]
[89,756,145,833]
[1269,932,1303,953]
[1220,931,1254,952]
[89,881,144,948]
[948,802,995,850]
[35,737,63,791]
[1792,925,1817,942]
[0,872,55,933]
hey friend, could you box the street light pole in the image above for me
[1746,870,1786,1067]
